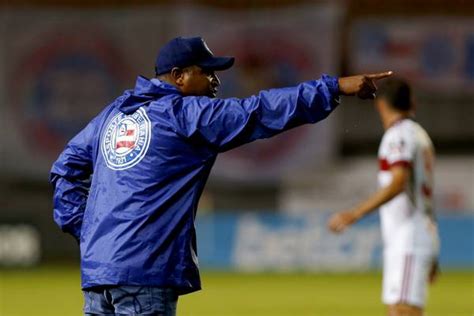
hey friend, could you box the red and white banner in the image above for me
[0,5,340,181]
[1,4,343,182]
[1,9,172,178]
[178,4,343,182]
[349,17,474,93]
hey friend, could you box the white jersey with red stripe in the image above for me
[378,118,438,254]
[378,118,439,307]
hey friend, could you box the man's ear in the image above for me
[170,67,185,87]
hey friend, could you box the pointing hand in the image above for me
[338,71,393,100]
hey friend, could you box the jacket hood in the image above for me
[118,76,181,114]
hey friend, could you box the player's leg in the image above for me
[387,303,423,316]
[109,285,178,316]
[383,252,433,316]
[382,249,404,312]
[83,286,115,315]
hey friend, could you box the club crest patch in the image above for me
[101,108,151,170]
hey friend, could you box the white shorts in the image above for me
[382,251,435,307]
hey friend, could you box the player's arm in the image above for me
[49,119,98,242]
[176,72,392,152]
[328,164,410,233]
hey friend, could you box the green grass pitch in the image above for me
[0,266,472,316]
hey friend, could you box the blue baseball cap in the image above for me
[155,37,235,75]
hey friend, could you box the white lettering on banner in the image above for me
[233,214,381,271]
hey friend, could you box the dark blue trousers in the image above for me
[83,286,178,315]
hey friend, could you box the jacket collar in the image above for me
[135,76,181,96]
[118,76,181,114]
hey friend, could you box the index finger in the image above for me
[365,71,393,80]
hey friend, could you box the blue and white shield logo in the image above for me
[101,108,151,170]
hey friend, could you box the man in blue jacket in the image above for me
[50,36,391,315]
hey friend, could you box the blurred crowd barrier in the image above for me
[1,211,472,269]
[195,212,473,271]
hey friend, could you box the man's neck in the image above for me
[383,112,411,130]
[156,75,179,90]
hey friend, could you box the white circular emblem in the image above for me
[101,108,151,170]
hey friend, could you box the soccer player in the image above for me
[328,78,440,316]
[50,36,391,315]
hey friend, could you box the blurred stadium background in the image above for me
[0,0,473,315]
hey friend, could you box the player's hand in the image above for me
[428,260,440,284]
[338,71,393,99]
[327,211,358,233]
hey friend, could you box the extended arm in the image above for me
[176,72,392,152]
[177,75,339,151]
[328,165,410,233]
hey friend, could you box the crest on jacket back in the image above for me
[101,108,151,170]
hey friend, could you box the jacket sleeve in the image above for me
[49,119,98,241]
[174,74,340,152]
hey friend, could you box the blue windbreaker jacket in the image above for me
[50,75,340,294]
